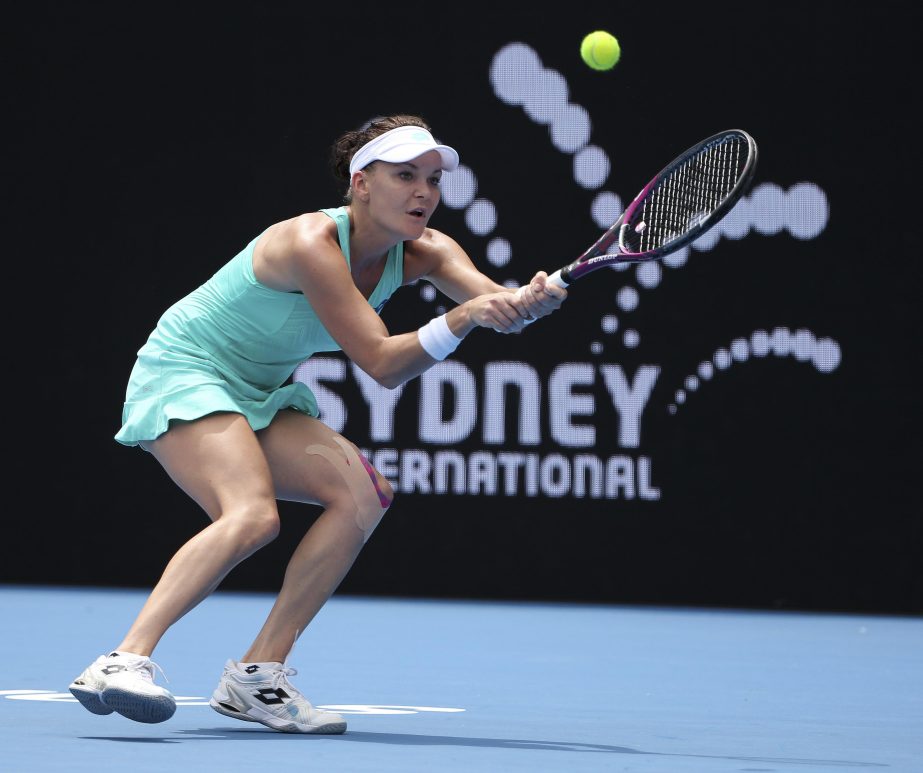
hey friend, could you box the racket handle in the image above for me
[518,269,568,326]
[545,269,569,288]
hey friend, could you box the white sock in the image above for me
[108,649,145,659]
[237,660,282,671]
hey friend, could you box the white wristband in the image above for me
[417,314,462,361]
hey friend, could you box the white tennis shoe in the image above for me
[209,659,346,734]
[69,652,176,724]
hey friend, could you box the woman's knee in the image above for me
[218,504,281,552]
[323,450,393,539]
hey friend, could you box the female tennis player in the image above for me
[68,114,566,733]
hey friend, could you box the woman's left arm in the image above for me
[407,229,566,320]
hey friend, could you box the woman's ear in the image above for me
[351,169,371,203]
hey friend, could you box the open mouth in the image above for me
[408,208,426,219]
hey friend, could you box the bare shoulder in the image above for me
[254,212,341,290]
[405,226,503,300]
[403,227,466,283]
[271,212,339,255]
[407,227,461,255]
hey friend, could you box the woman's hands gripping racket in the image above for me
[519,129,758,322]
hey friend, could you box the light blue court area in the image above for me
[1,586,921,772]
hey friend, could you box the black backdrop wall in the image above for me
[7,2,921,614]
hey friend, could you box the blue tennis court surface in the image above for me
[2,586,921,772]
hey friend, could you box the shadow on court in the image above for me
[79,729,887,767]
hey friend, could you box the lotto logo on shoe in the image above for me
[100,665,126,675]
[244,666,260,674]
[254,688,290,705]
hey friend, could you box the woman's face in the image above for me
[361,149,444,240]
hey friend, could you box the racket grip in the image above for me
[545,269,568,288]
[518,269,568,326]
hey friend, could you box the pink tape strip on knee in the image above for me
[356,451,393,508]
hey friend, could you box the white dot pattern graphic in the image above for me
[617,287,639,312]
[636,261,661,289]
[668,328,842,414]
[574,145,611,189]
[440,165,477,209]
[592,192,623,229]
[465,199,497,236]
[486,237,512,267]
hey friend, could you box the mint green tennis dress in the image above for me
[115,207,404,447]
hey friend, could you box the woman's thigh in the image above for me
[257,410,393,508]
[143,411,276,520]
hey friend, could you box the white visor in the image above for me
[348,126,460,176]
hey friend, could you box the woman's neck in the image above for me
[345,205,398,269]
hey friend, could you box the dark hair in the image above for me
[329,114,431,202]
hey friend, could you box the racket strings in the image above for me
[632,137,748,254]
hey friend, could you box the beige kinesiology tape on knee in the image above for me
[304,437,391,542]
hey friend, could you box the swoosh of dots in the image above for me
[489,42,631,349]
[667,327,842,415]
[430,163,507,313]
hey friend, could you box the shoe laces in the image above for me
[269,665,304,700]
[120,655,170,685]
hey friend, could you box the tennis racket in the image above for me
[521,129,758,315]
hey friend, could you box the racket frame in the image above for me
[554,128,759,287]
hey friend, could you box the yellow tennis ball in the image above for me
[580,30,620,71]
